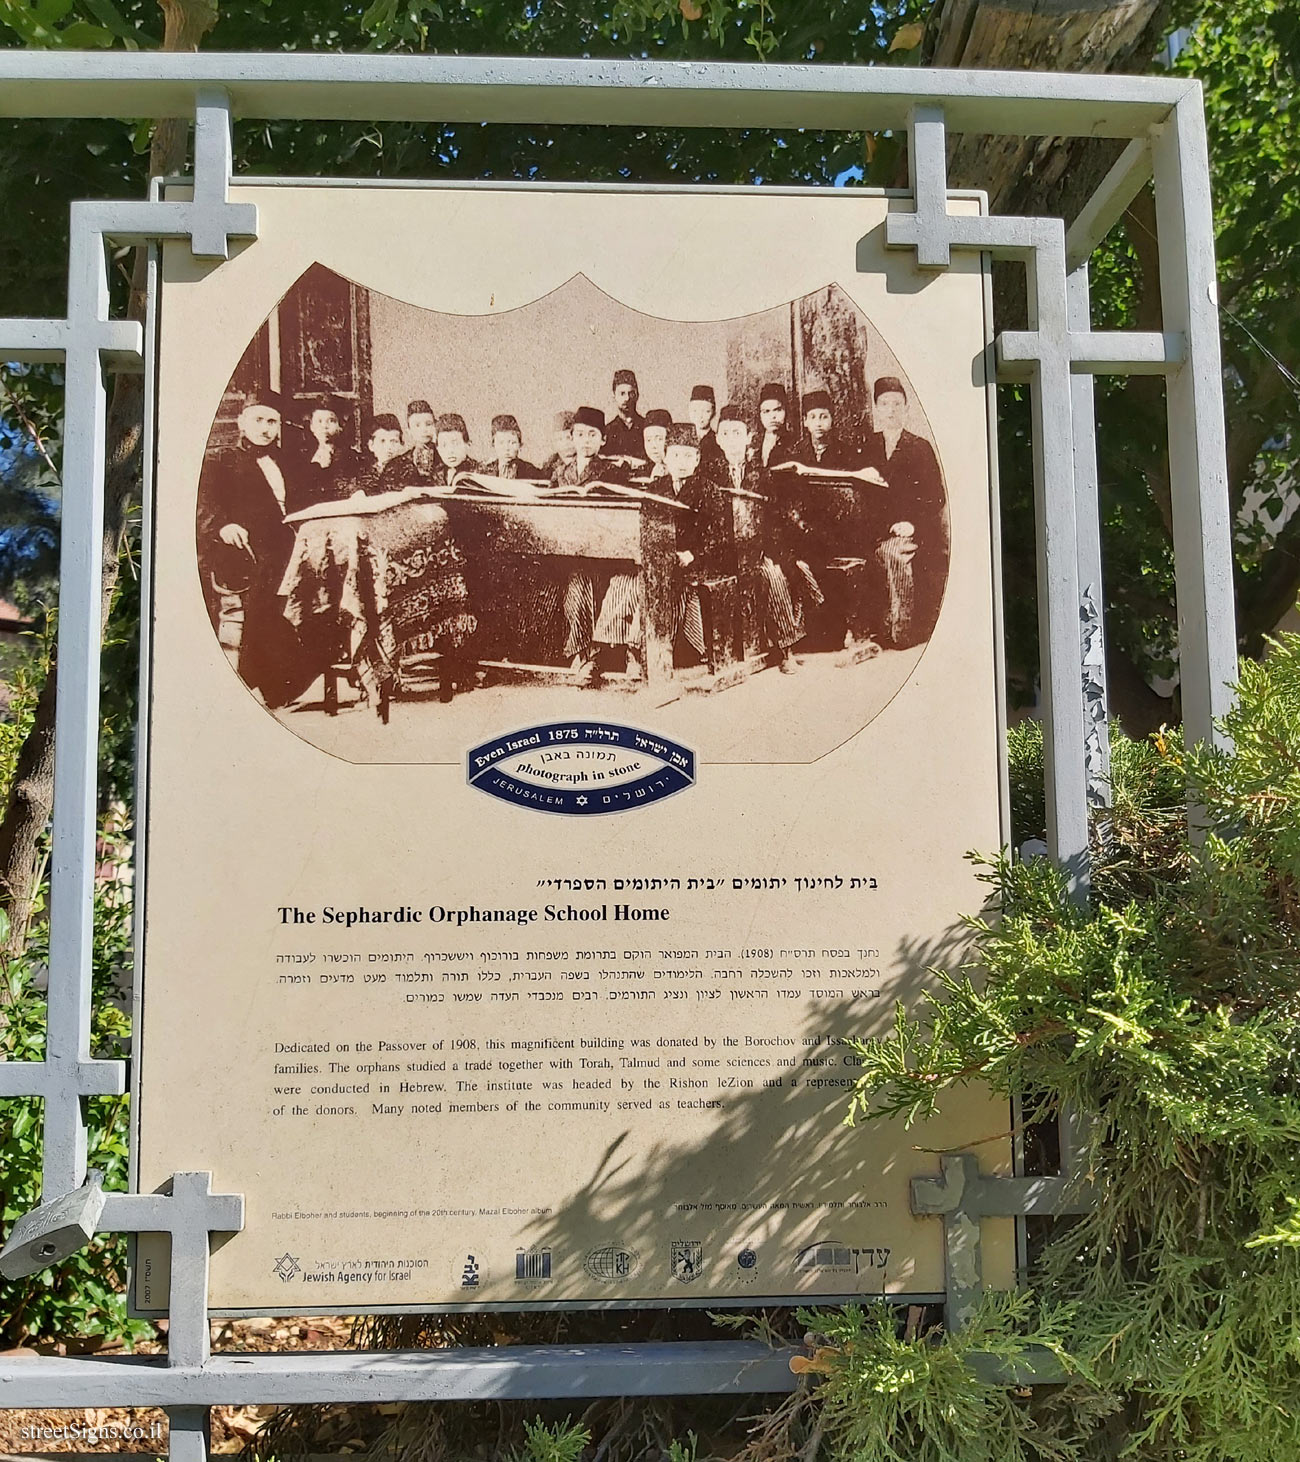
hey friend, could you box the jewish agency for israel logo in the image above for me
[468,723,695,815]
[584,1244,641,1282]
[271,1253,301,1283]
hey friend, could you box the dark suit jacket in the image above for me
[197,443,296,595]
[780,434,869,559]
[284,445,369,515]
[862,429,946,550]
[757,427,796,470]
[604,412,646,460]
[387,442,443,486]
[491,458,545,480]
[551,453,630,488]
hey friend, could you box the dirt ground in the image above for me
[0,1316,356,1454]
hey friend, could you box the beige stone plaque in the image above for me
[133,183,1013,1313]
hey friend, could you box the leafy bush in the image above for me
[832,629,1300,1460]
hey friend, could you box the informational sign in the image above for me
[133,184,1012,1313]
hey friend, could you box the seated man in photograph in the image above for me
[286,394,366,513]
[755,382,796,468]
[862,375,949,647]
[715,406,801,674]
[197,389,310,709]
[604,368,646,463]
[488,414,544,480]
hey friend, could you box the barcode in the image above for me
[516,1249,552,1280]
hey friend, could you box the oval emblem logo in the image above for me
[468,722,695,815]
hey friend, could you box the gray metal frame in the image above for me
[0,55,1235,1455]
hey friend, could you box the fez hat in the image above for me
[717,404,747,425]
[643,408,672,429]
[553,410,576,431]
[665,422,699,450]
[573,406,605,431]
[689,384,716,404]
[491,413,522,436]
[436,412,469,438]
[873,376,908,402]
[241,388,284,414]
[612,368,638,389]
[406,398,435,418]
[802,389,833,414]
[758,382,788,408]
[365,411,403,439]
[301,392,347,419]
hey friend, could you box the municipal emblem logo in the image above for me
[584,1244,640,1282]
[670,1240,702,1283]
[737,1247,758,1271]
[460,1253,482,1288]
[271,1252,301,1283]
[516,1248,552,1283]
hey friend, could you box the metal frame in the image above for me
[0,54,1235,1455]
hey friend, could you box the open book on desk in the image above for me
[769,460,889,487]
[285,476,694,525]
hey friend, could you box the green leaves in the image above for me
[0,0,146,49]
[839,632,1300,1459]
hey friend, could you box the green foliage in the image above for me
[0,834,150,1347]
[796,1294,1081,1462]
[507,1415,592,1462]
[835,628,1300,1460]
[667,1431,700,1462]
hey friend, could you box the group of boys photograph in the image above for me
[195,271,951,719]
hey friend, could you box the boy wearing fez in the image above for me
[788,388,886,653]
[863,376,948,645]
[541,410,577,479]
[545,407,636,682]
[604,368,646,461]
[288,394,366,512]
[361,412,408,486]
[687,384,726,478]
[756,383,796,468]
[715,406,802,674]
[392,399,441,483]
[432,413,480,485]
[197,389,309,709]
[637,408,672,481]
[489,414,543,480]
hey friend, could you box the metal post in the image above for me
[1150,92,1237,749]
[43,219,111,1200]
[1067,264,1112,807]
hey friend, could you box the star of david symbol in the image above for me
[575,796,588,806]
[272,1252,301,1282]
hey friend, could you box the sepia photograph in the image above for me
[194,264,951,764]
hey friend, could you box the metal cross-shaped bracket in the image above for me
[0,88,258,1208]
[913,1109,1094,1334]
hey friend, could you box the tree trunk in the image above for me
[0,0,218,956]
[924,0,1172,225]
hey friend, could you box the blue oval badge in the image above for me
[467,722,695,815]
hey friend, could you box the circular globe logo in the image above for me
[584,1245,641,1282]
[737,1247,758,1271]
